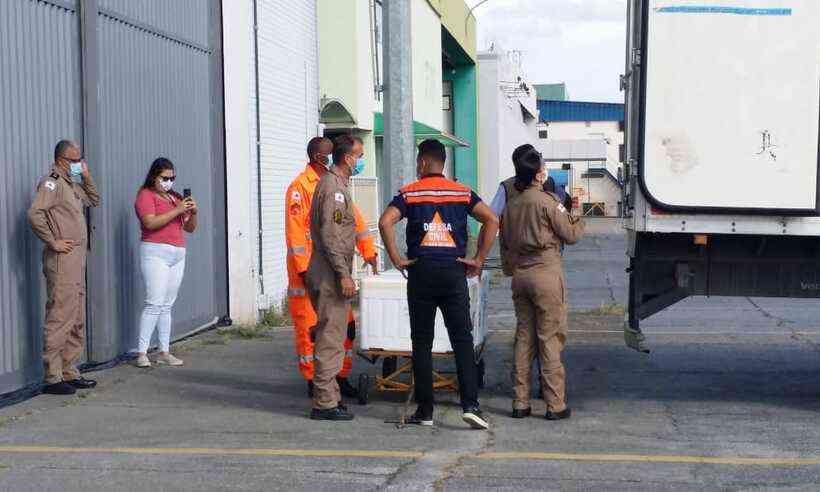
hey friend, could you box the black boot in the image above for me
[336,377,359,398]
[42,382,76,395]
[545,408,572,421]
[310,406,355,421]
[511,407,532,419]
[66,377,97,389]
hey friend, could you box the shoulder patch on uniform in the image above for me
[291,190,301,201]
[556,203,567,214]
[44,181,56,191]
[334,209,343,224]
[335,192,345,204]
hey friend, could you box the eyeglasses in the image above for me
[160,176,176,182]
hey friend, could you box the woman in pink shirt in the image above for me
[134,158,198,367]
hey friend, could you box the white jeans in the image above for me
[138,242,186,353]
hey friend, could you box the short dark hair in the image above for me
[307,137,331,160]
[417,139,446,165]
[332,135,357,165]
[54,140,75,162]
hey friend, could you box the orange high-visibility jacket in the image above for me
[286,162,377,293]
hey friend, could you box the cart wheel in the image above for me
[357,373,370,405]
[382,356,398,378]
[476,358,486,389]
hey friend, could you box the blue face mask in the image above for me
[69,162,83,177]
[352,157,365,176]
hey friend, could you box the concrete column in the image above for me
[222,0,258,325]
[382,0,415,251]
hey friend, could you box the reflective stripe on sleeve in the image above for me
[288,288,306,297]
[288,246,306,255]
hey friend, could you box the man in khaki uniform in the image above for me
[28,140,101,395]
[306,135,363,421]
[500,148,584,420]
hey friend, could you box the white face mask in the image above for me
[159,180,174,192]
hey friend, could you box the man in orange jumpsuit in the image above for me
[286,136,378,398]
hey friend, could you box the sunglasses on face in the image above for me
[160,176,176,183]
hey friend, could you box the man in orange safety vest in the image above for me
[285,136,378,398]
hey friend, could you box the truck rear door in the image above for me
[639,0,820,214]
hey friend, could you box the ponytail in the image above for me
[513,149,543,192]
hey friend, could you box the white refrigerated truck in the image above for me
[622,0,820,351]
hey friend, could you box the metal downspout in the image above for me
[252,0,264,297]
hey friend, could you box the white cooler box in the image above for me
[359,270,487,353]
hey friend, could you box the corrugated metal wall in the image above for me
[93,1,222,358]
[0,0,82,395]
[253,0,319,309]
[0,0,226,396]
[538,100,625,123]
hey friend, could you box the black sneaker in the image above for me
[307,380,315,398]
[511,407,532,419]
[66,377,97,389]
[405,407,434,426]
[462,406,489,430]
[310,406,355,421]
[336,377,359,398]
[545,408,572,421]
[42,382,76,395]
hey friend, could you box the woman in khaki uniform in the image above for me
[500,149,584,420]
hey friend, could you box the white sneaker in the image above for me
[462,408,490,430]
[156,353,184,366]
[135,354,151,368]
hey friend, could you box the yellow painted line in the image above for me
[0,446,422,459]
[0,446,817,467]
[478,452,820,467]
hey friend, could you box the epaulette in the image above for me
[49,172,60,180]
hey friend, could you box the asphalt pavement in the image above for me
[2,226,820,491]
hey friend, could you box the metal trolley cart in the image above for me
[355,271,489,406]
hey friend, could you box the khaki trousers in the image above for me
[43,246,86,384]
[511,265,568,412]
[306,263,350,410]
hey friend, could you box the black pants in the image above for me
[407,259,479,412]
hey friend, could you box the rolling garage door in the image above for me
[0,0,227,399]
[0,0,82,397]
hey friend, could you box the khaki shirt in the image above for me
[28,165,101,248]
[500,184,584,274]
[308,166,356,278]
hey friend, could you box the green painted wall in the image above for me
[444,65,477,191]
[444,64,478,234]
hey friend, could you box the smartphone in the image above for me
[183,188,192,199]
